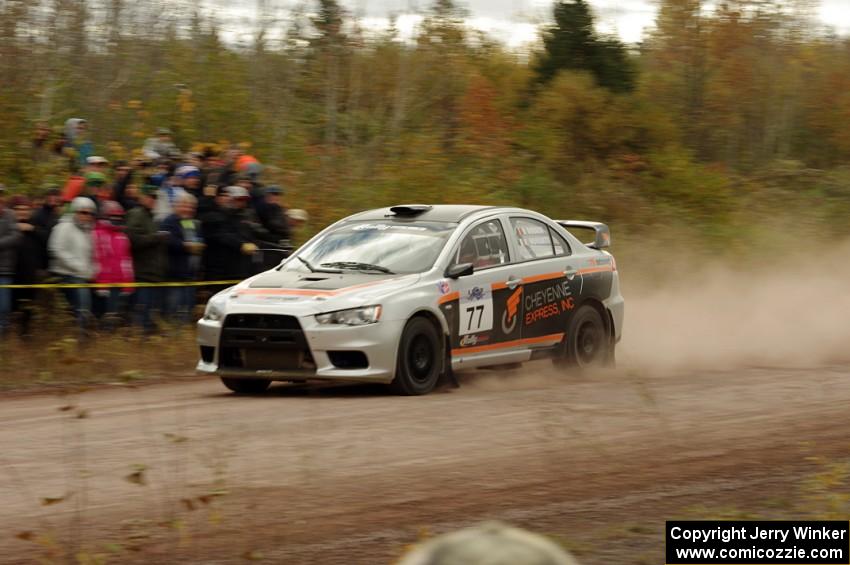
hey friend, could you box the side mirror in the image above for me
[445,262,474,279]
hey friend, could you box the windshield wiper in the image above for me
[320,261,395,274]
[295,256,342,274]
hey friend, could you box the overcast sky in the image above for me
[210,0,850,47]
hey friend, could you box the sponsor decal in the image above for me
[437,280,451,295]
[466,286,485,301]
[460,333,491,347]
[501,287,523,335]
[524,280,574,326]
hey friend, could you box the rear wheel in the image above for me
[555,305,611,370]
[220,377,271,394]
[391,317,442,396]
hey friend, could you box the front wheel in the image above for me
[220,377,271,395]
[391,317,442,396]
[554,305,611,370]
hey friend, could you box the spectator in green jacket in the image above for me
[126,185,167,333]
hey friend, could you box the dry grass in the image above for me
[0,302,199,392]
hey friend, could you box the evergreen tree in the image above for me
[534,0,634,93]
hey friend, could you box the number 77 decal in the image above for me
[459,286,493,336]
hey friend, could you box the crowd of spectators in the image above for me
[0,121,309,338]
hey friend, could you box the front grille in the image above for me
[220,314,314,371]
[224,314,301,330]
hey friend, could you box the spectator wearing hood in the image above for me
[0,185,22,335]
[9,196,47,337]
[162,192,204,323]
[63,118,94,167]
[49,197,96,332]
[93,201,134,326]
[126,185,168,332]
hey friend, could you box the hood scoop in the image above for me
[301,277,330,282]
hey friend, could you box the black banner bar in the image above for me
[666,521,849,564]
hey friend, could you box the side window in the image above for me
[453,219,510,270]
[550,227,572,257]
[511,217,555,261]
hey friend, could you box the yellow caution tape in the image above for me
[0,280,242,289]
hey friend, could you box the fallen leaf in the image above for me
[124,471,146,486]
[41,494,72,506]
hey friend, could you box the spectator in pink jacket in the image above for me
[93,201,134,326]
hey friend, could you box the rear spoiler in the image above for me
[555,220,611,249]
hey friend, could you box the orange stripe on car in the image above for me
[576,266,614,275]
[235,278,399,298]
[522,272,564,284]
[438,291,460,305]
[452,333,564,356]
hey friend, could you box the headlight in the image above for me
[203,289,232,322]
[203,301,225,322]
[315,305,382,326]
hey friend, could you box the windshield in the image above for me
[288,221,456,275]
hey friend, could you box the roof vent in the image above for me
[388,205,433,217]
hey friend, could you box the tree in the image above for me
[534,0,634,93]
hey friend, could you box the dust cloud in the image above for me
[619,239,850,373]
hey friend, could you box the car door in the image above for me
[507,216,578,348]
[441,217,526,363]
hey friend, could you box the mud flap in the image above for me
[443,335,460,388]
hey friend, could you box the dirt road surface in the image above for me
[2,363,850,564]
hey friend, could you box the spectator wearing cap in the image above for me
[0,185,22,336]
[49,197,96,333]
[82,172,110,209]
[61,159,109,204]
[142,128,180,161]
[93,201,134,327]
[256,185,291,246]
[286,209,310,245]
[202,186,257,281]
[10,196,47,337]
[153,165,187,223]
[126,185,168,332]
[161,192,204,323]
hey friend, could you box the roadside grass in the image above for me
[0,303,200,392]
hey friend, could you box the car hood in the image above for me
[226,269,421,315]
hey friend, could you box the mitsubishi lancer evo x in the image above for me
[197,205,624,395]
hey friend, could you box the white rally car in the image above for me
[197,205,624,395]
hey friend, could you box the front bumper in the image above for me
[196,315,405,384]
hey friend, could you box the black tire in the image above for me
[555,305,611,370]
[391,317,442,396]
[220,377,271,394]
